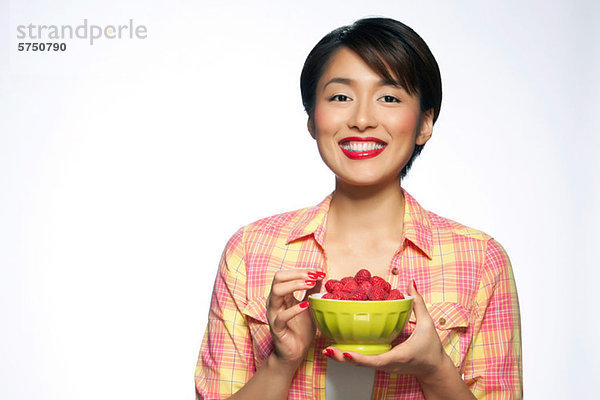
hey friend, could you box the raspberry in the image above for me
[386,289,404,300]
[340,277,355,286]
[330,272,401,301]
[370,276,384,286]
[332,291,347,300]
[325,279,340,293]
[370,276,391,293]
[348,288,368,301]
[342,279,358,293]
[354,268,371,284]
[367,285,386,300]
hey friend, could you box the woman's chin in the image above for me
[334,174,401,189]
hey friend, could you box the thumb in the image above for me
[407,280,430,323]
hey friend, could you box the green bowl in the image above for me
[308,293,413,355]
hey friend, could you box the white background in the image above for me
[1,0,598,399]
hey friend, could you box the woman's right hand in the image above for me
[266,269,325,368]
[228,270,325,400]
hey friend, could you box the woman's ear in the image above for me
[307,116,317,139]
[416,109,434,145]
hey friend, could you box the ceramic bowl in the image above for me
[308,293,413,355]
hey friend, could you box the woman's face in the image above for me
[308,47,433,187]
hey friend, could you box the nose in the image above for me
[348,99,377,131]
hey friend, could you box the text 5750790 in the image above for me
[18,42,66,51]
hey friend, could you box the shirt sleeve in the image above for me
[463,239,523,399]
[195,228,255,399]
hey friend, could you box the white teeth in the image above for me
[340,141,385,152]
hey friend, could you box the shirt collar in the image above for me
[286,194,332,247]
[401,189,433,259]
[286,189,433,259]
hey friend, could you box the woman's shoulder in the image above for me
[424,209,510,266]
[426,209,492,242]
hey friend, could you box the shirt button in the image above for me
[391,267,399,275]
[438,318,447,326]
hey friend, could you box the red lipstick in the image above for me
[339,137,387,160]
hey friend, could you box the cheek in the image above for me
[314,105,342,136]
[387,110,421,134]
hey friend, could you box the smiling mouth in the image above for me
[340,141,386,152]
[339,137,387,160]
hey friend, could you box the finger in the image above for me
[269,270,323,308]
[321,346,361,363]
[333,349,393,369]
[272,269,325,285]
[271,300,310,332]
[407,280,433,325]
[323,347,394,369]
[321,346,344,362]
[271,278,319,300]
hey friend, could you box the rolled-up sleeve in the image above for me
[463,239,522,399]
[195,228,255,399]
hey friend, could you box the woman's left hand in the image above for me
[323,281,447,381]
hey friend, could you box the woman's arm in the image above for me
[416,355,476,400]
[461,239,522,399]
[227,353,299,400]
[195,229,255,399]
[195,228,324,399]
[323,238,522,399]
[229,267,324,399]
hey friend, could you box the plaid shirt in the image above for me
[195,190,522,399]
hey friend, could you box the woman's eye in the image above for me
[380,95,400,103]
[330,94,351,102]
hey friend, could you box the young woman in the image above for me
[195,17,522,399]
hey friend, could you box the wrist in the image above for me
[266,353,301,380]
[416,353,456,387]
[416,354,475,400]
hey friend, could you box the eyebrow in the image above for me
[322,77,403,90]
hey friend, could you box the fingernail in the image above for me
[305,280,316,286]
[299,301,309,308]
[412,279,418,291]
[322,349,332,358]
[308,272,318,279]
[326,348,335,356]
[318,272,327,279]
[343,352,353,360]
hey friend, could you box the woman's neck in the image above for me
[327,179,405,242]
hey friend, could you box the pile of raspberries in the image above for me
[322,268,404,301]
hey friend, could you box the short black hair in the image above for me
[300,17,442,178]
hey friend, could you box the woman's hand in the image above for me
[323,281,446,379]
[322,281,476,399]
[266,269,325,369]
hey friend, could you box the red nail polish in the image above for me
[308,272,318,279]
[326,348,335,356]
[305,280,316,286]
[343,352,353,360]
[299,301,309,308]
[412,280,418,291]
[318,272,327,279]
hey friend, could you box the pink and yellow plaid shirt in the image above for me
[195,190,522,399]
